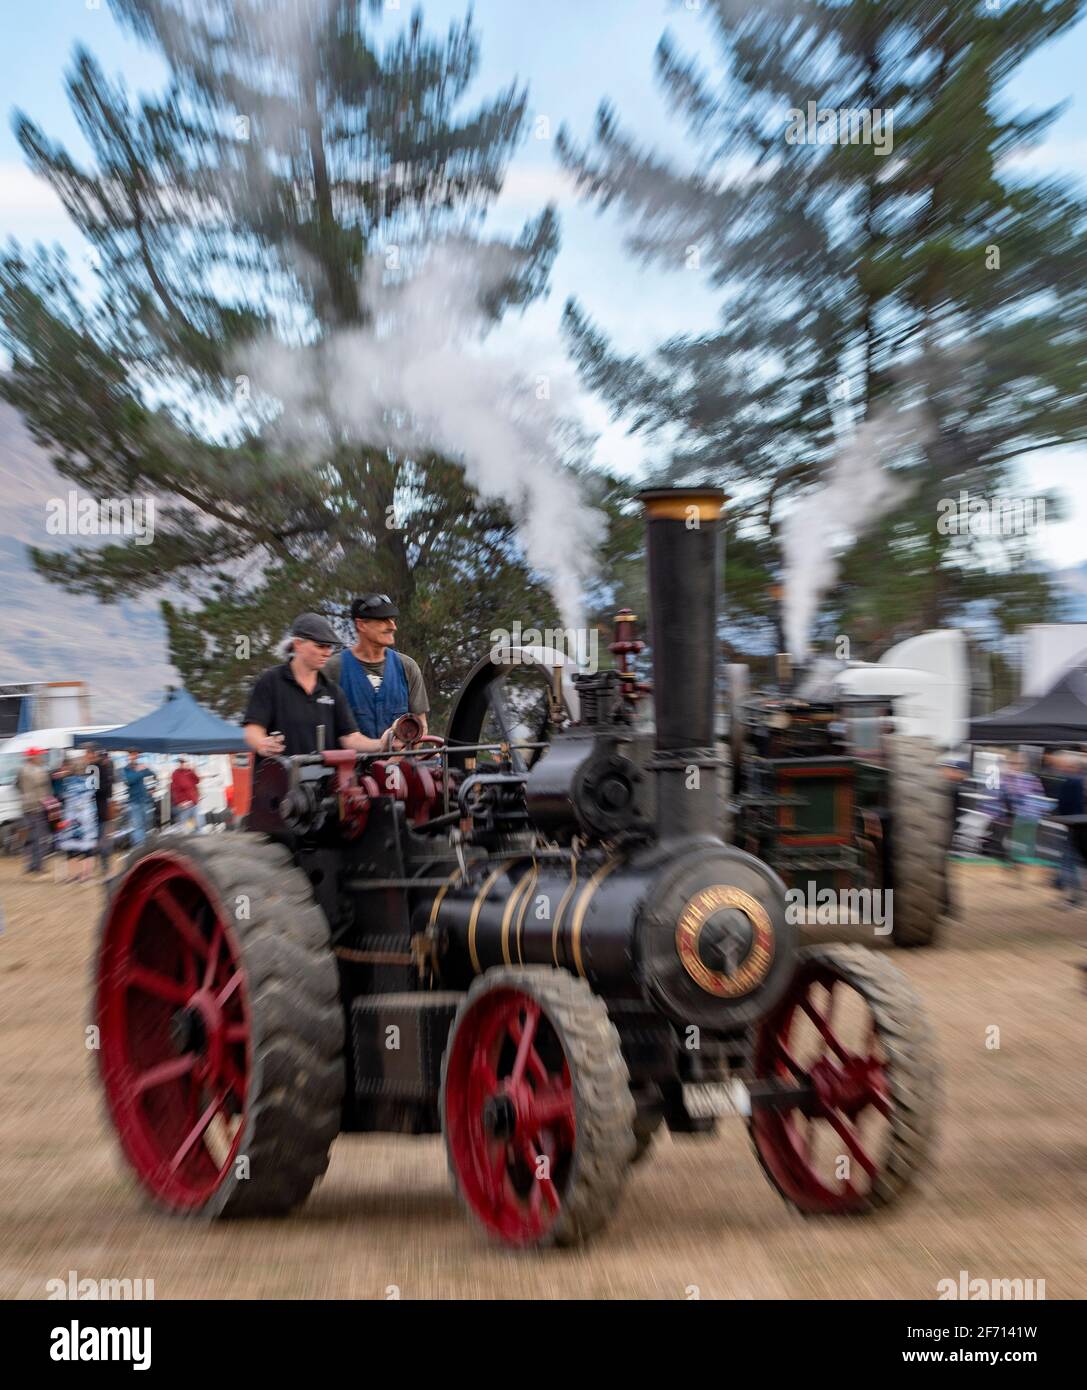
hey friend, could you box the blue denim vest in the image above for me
[338,648,409,738]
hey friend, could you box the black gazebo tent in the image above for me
[969,653,1087,745]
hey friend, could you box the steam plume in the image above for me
[782,407,920,657]
[244,241,600,630]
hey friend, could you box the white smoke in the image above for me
[782,406,922,657]
[243,241,601,630]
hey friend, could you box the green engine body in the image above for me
[733,696,894,902]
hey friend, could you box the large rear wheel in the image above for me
[95,834,343,1217]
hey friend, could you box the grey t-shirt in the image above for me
[326,649,430,714]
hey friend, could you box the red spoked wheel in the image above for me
[96,836,343,1217]
[98,852,249,1208]
[749,944,939,1215]
[441,967,635,1249]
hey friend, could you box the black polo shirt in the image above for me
[244,662,359,761]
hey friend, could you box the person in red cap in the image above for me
[15,747,51,874]
[170,757,202,833]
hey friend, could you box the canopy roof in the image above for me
[71,688,246,754]
[969,652,1087,745]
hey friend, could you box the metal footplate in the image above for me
[681,1078,752,1120]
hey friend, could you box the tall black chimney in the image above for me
[639,486,726,842]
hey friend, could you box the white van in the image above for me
[0,725,119,850]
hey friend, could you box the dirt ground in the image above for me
[1,853,1085,1300]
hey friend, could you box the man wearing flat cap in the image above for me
[243,612,396,763]
[325,593,430,741]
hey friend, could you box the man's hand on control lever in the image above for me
[382,723,408,754]
[244,726,286,758]
[372,715,419,756]
[341,730,399,755]
[387,714,426,752]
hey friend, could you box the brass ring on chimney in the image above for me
[640,489,727,522]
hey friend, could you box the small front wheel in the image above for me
[441,967,636,1248]
[749,944,939,1215]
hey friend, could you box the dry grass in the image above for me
[1,854,1085,1299]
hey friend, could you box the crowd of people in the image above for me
[13,745,207,881]
[946,747,1087,905]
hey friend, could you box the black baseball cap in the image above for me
[290,612,343,646]
[351,593,399,621]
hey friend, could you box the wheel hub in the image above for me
[170,1004,206,1057]
[810,1053,879,1119]
[482,1092,517,1139]
[168,988,224,1081]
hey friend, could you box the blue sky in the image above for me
[1,1,1087,718]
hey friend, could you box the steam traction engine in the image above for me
[729,675,951,948]
[94,489,939,1249]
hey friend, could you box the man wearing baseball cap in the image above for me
[243,612,396,763]
[325,593,430,740]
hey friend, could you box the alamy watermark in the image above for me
[47,1270,155,1300]
[785,882,892,934]
[937,490,1046,539]
[785,102,893,156]
[50,1322,151,1371]
[45,491,155,545]
[47,1272,154,1367]
[937,1270,1045,1301]
[490,621,598,672]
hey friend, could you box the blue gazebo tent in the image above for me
[72,688,246,754]
[71,688,246,830]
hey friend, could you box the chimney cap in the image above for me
[639,486,727,521]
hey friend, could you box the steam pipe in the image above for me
[638,486,727,841]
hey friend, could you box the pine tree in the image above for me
[0,0,562,720]
[558,0,1087,656]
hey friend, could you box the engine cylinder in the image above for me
[416,841,795,1032]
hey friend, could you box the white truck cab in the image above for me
[835,629,971,749]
